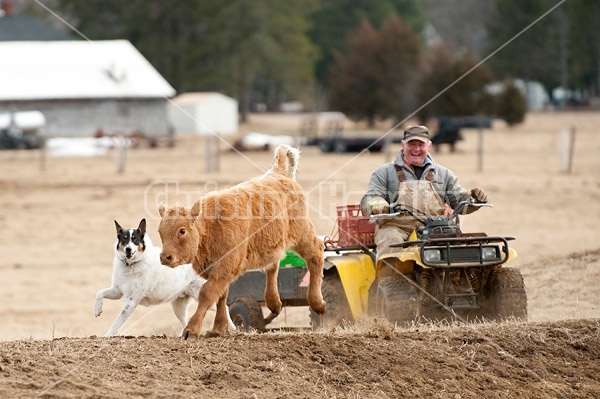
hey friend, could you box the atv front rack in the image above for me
[390,236,515,268]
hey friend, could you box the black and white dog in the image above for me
[94,218,235,337]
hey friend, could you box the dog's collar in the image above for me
[123,257,142,267]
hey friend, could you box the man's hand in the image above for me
[369,200,389,215]
[470,187,488,203]
[443,203,453,218]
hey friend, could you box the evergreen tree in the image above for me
[196,0,318,120]
[495,79,527,125]
[567,0,600,98]
[486,0,563,91]
[417,46,493,122]
[308,0,426,88]
[56,0,318,121]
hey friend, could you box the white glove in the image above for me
[369,200,389,215]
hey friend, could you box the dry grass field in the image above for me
[0,110,599,397]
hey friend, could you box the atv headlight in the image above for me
[423,249,441,263]
[482,246,499,260]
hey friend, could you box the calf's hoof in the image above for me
[266,300,283,317]
[211,324,229,336]
[310,300,327,315]
[181,328,200,340]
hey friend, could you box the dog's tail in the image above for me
[270,144,300,180]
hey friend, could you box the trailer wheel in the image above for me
[333,139,348,153]
[376,274,419,326]
[229,298,266,332]
[310,271,354,329]
[485,267,528,322]
[318,140,334,153]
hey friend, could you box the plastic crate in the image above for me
[336,205,375,248]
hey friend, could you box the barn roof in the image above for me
[0,40,176,101]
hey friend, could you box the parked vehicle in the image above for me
[0,110,45,150]
[316,134,385,153]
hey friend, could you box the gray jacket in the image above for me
[360,152,471,215]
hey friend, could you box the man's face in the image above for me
[402,139,432,166]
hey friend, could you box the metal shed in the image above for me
[168,92,238,136]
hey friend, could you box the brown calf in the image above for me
[158,144,326,338]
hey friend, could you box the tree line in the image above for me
[49,0,599,124]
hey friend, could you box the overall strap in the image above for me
[394,164,434,181]
[393,164,406,182]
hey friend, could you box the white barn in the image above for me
[0,40,176,137]
[168,92,238,136]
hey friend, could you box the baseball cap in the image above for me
[403,125,430,143]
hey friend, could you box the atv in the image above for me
[313,199,527,327]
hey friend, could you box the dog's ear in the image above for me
[114,220,123,234]
[138,218,146,236]
[159,202,167,217]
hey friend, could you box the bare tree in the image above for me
[423,0,495,56]
[328,16,421,127]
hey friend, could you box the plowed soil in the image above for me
[1,111,599,398]
[1,319,599,398]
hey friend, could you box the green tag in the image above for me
[279,250,306,268]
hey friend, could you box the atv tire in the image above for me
[376,274,419,326]
[229,297,266,332]
[485,267,527,321]
[310,271,353,329]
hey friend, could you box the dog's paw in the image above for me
[94,302,103,317]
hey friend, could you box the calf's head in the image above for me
[158,201,201,267]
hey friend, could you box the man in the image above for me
[360,125,488,259]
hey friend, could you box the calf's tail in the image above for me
[271,144,300,180]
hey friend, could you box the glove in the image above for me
[369,200,389,215]
[470,187,488,203]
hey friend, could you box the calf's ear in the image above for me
[191,200,201,217]
[159,202,167,217]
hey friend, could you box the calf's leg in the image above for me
[211,288,231,335]
[294,236,326,314]
[264,263,283,316]
[184,278,227,339]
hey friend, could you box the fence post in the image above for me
[477,124,484,172]
[567,126,576,174]
[116,133,127,174]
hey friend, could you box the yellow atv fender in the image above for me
[507,247,518,261]
[324,253,376,319]
[375,230,422,274]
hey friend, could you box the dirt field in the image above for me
[1,111,599,398]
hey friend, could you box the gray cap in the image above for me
[403,125,430,143]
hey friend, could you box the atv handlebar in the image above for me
[370,198,492,224]
[449,198,492,219]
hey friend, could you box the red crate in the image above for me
[336,205,375,248]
